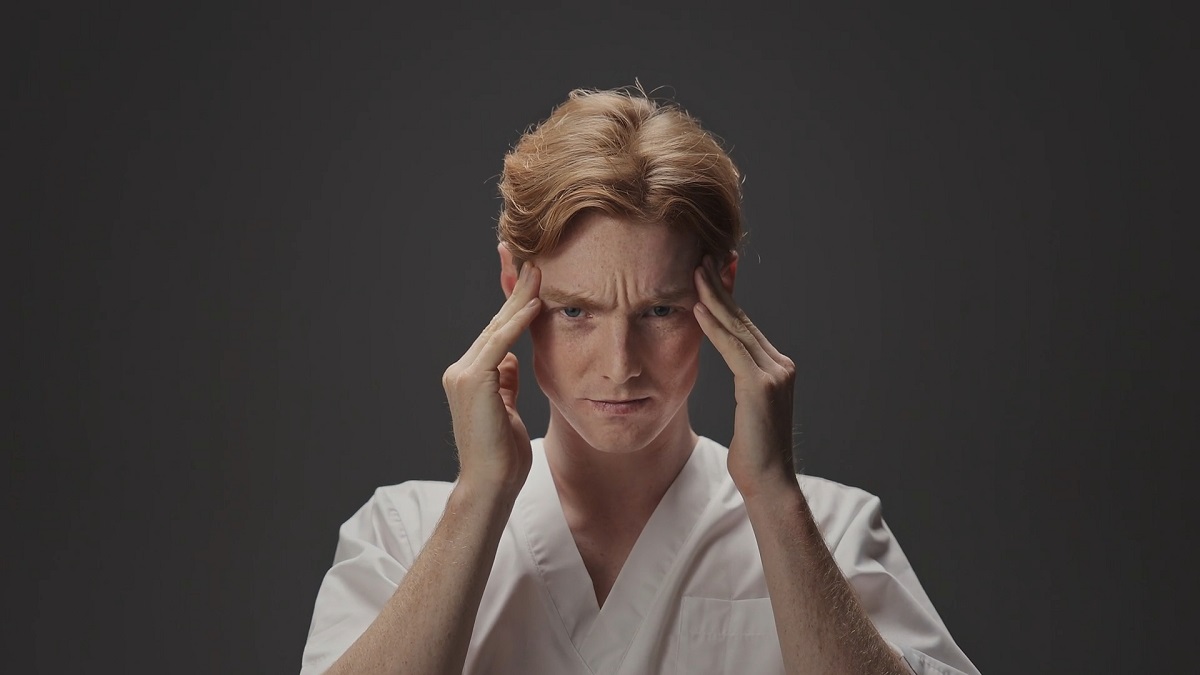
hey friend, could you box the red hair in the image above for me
[497,86,744,266]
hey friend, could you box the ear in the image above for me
[719,250,739,294]
[498,242,519,299]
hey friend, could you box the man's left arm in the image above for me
[747,476,913,674]
[693,255,975,675]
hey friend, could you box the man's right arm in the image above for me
[315,263,545,674]
[323,479,518,675]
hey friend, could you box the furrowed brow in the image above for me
[539,286,694,308]
[646,286,695,305]
[539,288,605,309]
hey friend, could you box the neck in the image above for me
[542,407,699,523]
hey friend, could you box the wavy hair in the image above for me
[496,86,744,267]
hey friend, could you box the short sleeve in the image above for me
[298,486,425,675]
[829,491,981,675]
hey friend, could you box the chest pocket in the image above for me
[676,596,785,675]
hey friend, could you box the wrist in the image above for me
[450,474,523,518]
[735,467,803,507]
[456,457,530,501]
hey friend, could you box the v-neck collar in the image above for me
[515,437,716,675]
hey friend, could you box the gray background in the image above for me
[6,2,1194,673]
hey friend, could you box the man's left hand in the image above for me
[693,254,799,500]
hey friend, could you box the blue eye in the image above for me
[650,306,672,317]
[561,307,583,318]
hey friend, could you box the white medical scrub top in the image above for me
[301,437,979,674]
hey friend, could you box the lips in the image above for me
[587,397,651,415]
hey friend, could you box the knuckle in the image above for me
[443,363,472,390]
[484,326,511,351]
[755,367,783,389]
[732,317,754,339]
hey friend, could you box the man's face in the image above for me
[526,212,705,455]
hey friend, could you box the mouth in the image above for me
[587,397,651,415]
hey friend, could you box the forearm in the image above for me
[326,480,515,675]
[743,477,909,675]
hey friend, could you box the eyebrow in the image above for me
[540,285,695,309]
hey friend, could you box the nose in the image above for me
[600,319,642,384]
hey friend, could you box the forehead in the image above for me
[536,212,700,288]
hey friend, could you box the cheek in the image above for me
[529,324,552,371]
[649,322,703,371]
[529,320,579,380]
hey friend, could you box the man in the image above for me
[300,87,979,674]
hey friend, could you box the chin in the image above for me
[579,429,660,455]
[555,400,682,455]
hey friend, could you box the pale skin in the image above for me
[325,214,909,674]
[690,254,911,675]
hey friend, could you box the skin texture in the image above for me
[691,253,911,675]
[521,212,704,461]
[497,212,722,604]
[325,261,545,675]
[324,213,910,674]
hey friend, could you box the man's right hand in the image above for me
[441,263,543,496]
[324,264,543,675]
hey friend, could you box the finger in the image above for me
[694,265,776,372]
[498,351,520,410]
[465,264,537,358]
[462,265,542,365]
[693,301,761,378]
[473,296,542,371]
[725,305,790,371]
[702,256,791,369]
